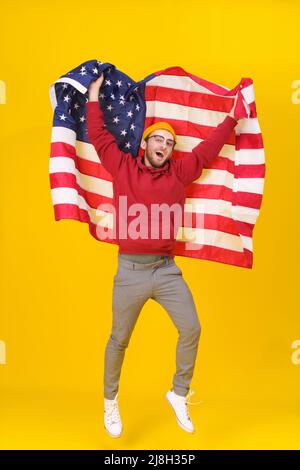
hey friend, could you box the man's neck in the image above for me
[143,156,163,169]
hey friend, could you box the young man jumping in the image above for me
[86,74,241,437]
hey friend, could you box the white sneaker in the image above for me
[166,389,198,433]
[104,393,123,438]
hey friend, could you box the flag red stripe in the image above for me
[235,164,265,178]
[145,85,234,113]
[237,133,264,149]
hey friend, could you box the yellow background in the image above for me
[1,0,300,450]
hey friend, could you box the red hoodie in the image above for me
[86,101,237,257]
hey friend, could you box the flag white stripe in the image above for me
[51,126,77,145]
[146,100,230,128]
[241,84,255,104]
[146,75,224,95]
[236,149,265,165]
[236,118,262,134]
[176,227,245,252]
[231,205,259,224]
[234,178,265,194]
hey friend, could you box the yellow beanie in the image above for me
[142,121,176,142]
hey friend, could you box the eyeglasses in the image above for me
[146,134,176,148]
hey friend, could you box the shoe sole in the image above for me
[165,393,195,434]
[104,424,123,438]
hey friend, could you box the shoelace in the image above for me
[105,394,121,425]
[185,390,204,406]
[174,390,203,422]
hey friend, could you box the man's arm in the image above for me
[173,115,238,187]
[86,74,128,178]
[174,93,242,187]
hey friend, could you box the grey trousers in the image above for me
[104,254,201,399]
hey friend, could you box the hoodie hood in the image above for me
[136,154,171,179]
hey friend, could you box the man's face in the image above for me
[141,129,175,169]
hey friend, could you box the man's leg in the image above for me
[104,263,152,399]
[152,262,201,397]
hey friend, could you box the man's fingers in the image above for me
[89,74,104,92]
[92,73,104,84]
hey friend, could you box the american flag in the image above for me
[49,60,265,269]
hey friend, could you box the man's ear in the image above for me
[140,139,147,150]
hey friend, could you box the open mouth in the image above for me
[155,151,164,159]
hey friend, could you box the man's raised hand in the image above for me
[88,73,104,102]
